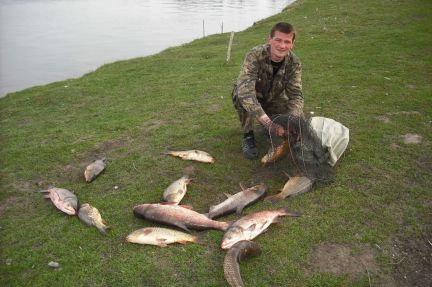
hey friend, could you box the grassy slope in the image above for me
[1,0,431,286]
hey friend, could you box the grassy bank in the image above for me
[1,0,431,286]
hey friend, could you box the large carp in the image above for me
[224,240,262,287]
[162,150,215,163]
[163,175,192,205]
[78,203,109,234]
[265,176,313,203]
[221,207,300,249]
[205,183,267,219]
[133,203,230,232]
[84,158,106,182]
[126,227,199,247]
[39,187,78,215]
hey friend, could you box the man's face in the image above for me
[268,31,295,62]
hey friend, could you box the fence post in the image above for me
[226,31,235,63]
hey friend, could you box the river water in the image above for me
[0,0,294,97]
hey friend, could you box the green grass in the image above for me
[1,0,431,286]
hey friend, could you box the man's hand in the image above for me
[258,114,285,137]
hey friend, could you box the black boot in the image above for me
[241,132,258,160]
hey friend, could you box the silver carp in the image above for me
[221,207,300,249]
[266,176,313,203]
[205,183,267,219]
[133,203,230,232]
[84,158,106,182]
[126,227,199,247]
[163,175,192,205]
[39,187,78,215]
[162,150,215,163]
[78,203,109,234]
[224,240,262,287]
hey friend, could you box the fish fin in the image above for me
[239,182,247,191]
[235,204,246,215]
[178,204,193,210]
[175,223,192,233]
[159,201,177,205]
[265,193,283,204]
[97,225,108,234]
[281,207,301,217]
[177,240,189,245]
[36,189,49,193]
[194,232,206,244]
[43,194,50,199]
[156,239,168,247]
[223,192,232,198]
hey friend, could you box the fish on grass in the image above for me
[205,183,268,219]
[84,158,106,182]
[78,203,109,234]
[224,240,262,287]
[261,140,290,165]
[221,207,300,249]
[163,175,192,205]
[162,150,215,163]
[266,176,313,203]
[126,227,199,247]
[38,187,78,215]
[133,203,230,232]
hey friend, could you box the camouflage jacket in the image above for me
[232,44,304,118]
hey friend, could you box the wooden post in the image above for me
[221,22,223,34]
[226,31,235,63]
[202,20,205,37]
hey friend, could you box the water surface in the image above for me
[0,0,294,96]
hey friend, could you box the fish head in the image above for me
[254,183,268,195]
[61,202,77,215]
[221,226,244,249]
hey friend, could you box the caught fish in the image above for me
[205,183,267,219]
[221,207,300,249]
[133,203,230,232]
[266,176,313,203]
[224,240,262,287]
[84,158,106,182]
[163,175,192,205]
[38,187,78,215]
[126,227,199,247]
[162,150,215,163]
[78,203,109,234]
[261,140,290,165]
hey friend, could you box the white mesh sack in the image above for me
[309,117,349,166]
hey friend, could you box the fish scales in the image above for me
[261,140,290,164]
[126,227,198,247]
[78,203,109,234]
[39,187,78,215]
[133,203,229,231]
[84,159,106,182]
[221,207,300,249]
[224,240,262,287]
[206,184,267,219]
[266,176,313,203]
[163,175,192,205]
[163,150,215,163]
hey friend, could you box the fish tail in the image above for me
[265,193,284,204]
[97,224,109,234]
[281,206,301,217]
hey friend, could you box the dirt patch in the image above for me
[0,196,33,217]
[401,134,423,144]
[376,115,391,123]
[205,103,221,114]
[387,235,432,287]
[309,243,377,279]
[387,111,421,116]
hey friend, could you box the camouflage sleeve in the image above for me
[285,60,304,117]
[235,50,265,118]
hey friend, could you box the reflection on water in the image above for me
[0,0,294,96]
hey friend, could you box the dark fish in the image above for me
[224,240,262,287]
[133,203,230,232]
[205,183,267,219]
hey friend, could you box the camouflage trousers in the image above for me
[232,91,292,133]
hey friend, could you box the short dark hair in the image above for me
[270,22,296,41]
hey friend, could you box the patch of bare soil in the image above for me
[0,196,33,217]
[309,243,377,280]
[401,134,423,145]
[387,234,432,287]
[376,115,391,123]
